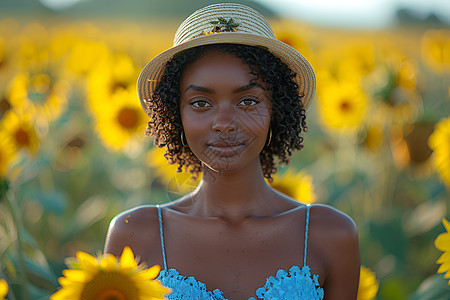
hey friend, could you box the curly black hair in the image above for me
[145,43,307,182]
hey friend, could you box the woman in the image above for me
[104,3,360,299]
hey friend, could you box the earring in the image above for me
[181,131,187,147]
[266,127,272,147]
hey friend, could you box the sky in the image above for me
[256,0,450,28]
[38,0,450,28]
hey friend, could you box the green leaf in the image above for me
[217,17,228,23]
[0,177,9,199]
[409,274,450,300]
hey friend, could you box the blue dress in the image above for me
[156,205,324,299]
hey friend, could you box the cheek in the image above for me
[242,107,271,137]
[180,110,209,144]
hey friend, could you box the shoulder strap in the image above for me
[303,204,311,267]
[157,205,168,270]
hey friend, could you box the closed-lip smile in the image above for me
[207,140,245,156]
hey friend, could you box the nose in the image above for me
[211,106,237,134]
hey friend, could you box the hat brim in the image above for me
[137,32,316,113]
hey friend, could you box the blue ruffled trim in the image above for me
[158,266,324,300]
[255,266,324,299]
[158,269,227,300]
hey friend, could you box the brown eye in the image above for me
[238,98,258,107]
[192,100,211,108]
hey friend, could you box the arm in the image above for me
[311,205,360,299]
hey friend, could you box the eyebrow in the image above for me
[184,82,266,93]
[184,85,214,93]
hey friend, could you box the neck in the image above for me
[190,159,277,222]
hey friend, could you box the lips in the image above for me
[207,140,245,157]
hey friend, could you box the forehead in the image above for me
[180,51,257,87]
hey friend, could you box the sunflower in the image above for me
[269,169,316,204]
[0,110,39,155]
[87,53,138,115]
[317,79,367,133]
[315,41,375,85]
[0,278,8,300]
[272,20,311,61]
[357,266,379,300]
[93,87,148,152]
[435,218,450,284]
[7,72,69,123]
[0,131,17,176]
[147,146,201,195]
[421,29,450,72]
[360,125,384,152]
[428,118,450,186]
[51,246,170,300]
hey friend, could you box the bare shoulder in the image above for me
[104,205,161,262]
[307,203,359,268]
[308,204,360,296]
[309,203,358,239]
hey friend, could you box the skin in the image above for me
[104,52,360,299]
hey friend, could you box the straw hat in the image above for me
[137,3,315,113]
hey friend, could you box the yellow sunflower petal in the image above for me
[119,246,138,271]
[50,288,71,300]
[0,279,8,298]
[136,265,161,281]
[53,247,171,299]
[100,253,118,271]
[435,233,450,251]
[62,269,89,283]
[435,218,450,284]
[357,266,379,300]
[75,251,99,278]
[138,280,171,300]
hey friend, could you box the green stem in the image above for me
[3,187,29,300]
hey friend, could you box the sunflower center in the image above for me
[28,74,51,104]
[14,128,30,147]
[340,100,352,112]
[98,289,126,300]
[117,107,139,130]
[81,270,138,300]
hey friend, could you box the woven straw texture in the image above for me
[137,3,316,112]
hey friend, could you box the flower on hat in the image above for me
[195,17,239,38]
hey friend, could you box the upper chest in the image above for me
[152,209,325,298]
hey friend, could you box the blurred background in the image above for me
[0,0,449,299]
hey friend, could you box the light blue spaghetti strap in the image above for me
[303,204,311,267]
[157,205,168,270]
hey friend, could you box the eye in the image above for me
[238,98,258,107]
[192,100,211,108]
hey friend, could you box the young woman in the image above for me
[104,3,360,299]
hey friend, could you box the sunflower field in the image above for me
[0,2,449,299]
